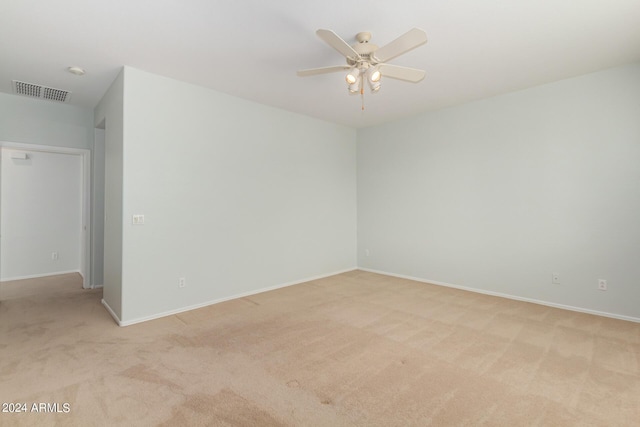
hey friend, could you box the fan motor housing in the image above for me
[354,43,378,55]
[348,36,379,66]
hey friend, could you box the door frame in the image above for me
[0,141,92,288]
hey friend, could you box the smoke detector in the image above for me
[68,67,85,76]
[12,80,71,103]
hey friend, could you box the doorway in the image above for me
[0,142,91,288]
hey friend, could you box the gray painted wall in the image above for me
[357,62,640,319]
[92,129,106,287]
[0,92,93,150]
[94,70,125,319]
[113,67,357,324]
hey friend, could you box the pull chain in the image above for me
[361,86,365,111]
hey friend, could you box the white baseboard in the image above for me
[358,267,640,324]
[112,267,358,327]
[101,299,122,326]
[0,270,82,282]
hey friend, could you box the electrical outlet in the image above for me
[365,249,370,257]
[179,277,186,288]
[552,273,560,284]
[51,252,59,261]
[598,279,607,291]
[132,214,145,225]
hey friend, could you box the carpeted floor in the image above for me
[0,270,638,426]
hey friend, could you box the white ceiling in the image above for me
[1,0,639,128]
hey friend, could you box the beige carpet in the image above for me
[0,271,638,426]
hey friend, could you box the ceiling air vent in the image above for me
[12,80,71,103]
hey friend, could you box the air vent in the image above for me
[12,80,71,103]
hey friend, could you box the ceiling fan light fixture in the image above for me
[345,67,360,85]
[348,79,361,94]
[368,79,381,93]
[367,67,381,83]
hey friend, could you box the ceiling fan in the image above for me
[297,28,428,100]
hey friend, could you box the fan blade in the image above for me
[297,65,351,77]
[378,64,426,83]
[372,28,427,63]
[316,29,361,60]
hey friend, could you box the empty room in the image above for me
[1,1,639,425]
